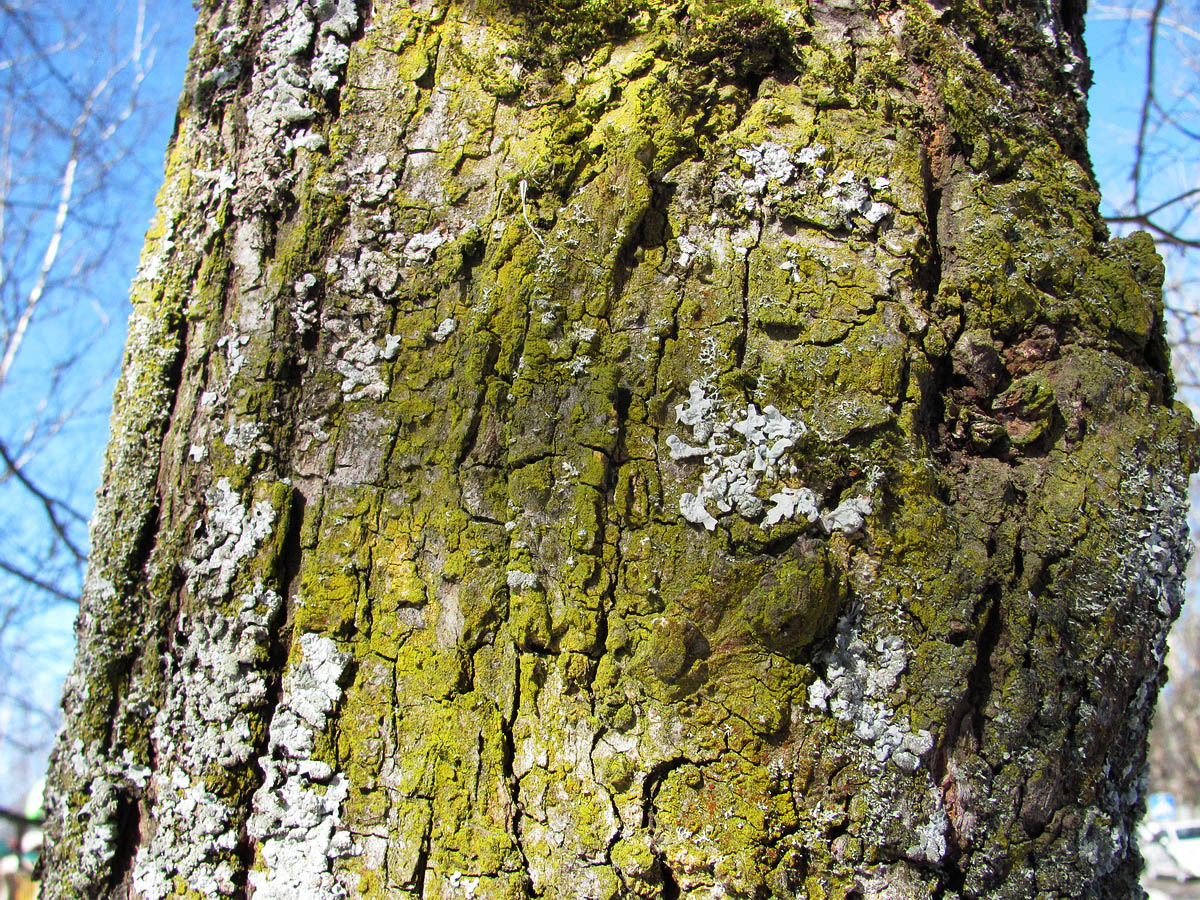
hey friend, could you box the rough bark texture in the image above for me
[40,0,1197,898]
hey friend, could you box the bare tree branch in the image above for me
[0,558,77,605]
[1103,214,1200,248]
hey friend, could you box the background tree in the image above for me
[0,0,190,799]
[38,1,1197,898]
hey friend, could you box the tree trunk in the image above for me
[40,1,1196,897]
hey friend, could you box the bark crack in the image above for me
[735,210,765,371]
[411,823,431,899]
[639,756,689,900]
[932,583,1003,890]
[501,652,539,897]
[920,149,944,306]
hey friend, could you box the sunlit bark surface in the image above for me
[41,1,1196,898]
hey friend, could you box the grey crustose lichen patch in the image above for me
[247,632,356,900]
[671,379,876,534]
[131,586,284,899]
[183,478,276,600]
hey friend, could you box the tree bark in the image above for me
[40,0,1197,898]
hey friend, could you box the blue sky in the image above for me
[1088,3,1200,398]
[0,0,195,799]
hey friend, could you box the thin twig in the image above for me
[1104,214,1200,248]
[0,558,78,605]
[1132,0,1167,209]
[0,439,87,561]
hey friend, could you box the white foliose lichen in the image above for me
[1075,453,1193,874]
[184,479,277,600]
[669,380,875,535]
[298,416,332,451]
[56,731,166,893]
[209,0,358,215]
[198,25,248,97]
[258,2,357,128]
[130,143,190,289]
[823,171,892,228]
[674,228,717,268]
[285,130,328,153]
[431,317,457,342]
[327,319,402,401]
[350,153,397,207]
[403,229,447,265]
[818,496,874,536]
[324,230,392,287]
[216,331,251,379]
[906,795,950,864]
[318,209,475,302]
[762,487,819,527]
[735,141,796,195]
[307,0,357,94]
[76,775,120,887]
[721,141,892,231]
[131,772,241,899]
[131,586,285,899]
[224,421,271,465]
[671,381,801,530]
[195,167,237,207]
[506,570,540,591]
[247,632,356,900]
[807,612,934,773]
[448,870,481,898]
[1119,457,1190,622]
[293,273,319,333]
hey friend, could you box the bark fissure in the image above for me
[412,823,431,898]
[933,582,1004,888]
[104,788,142,896]
[920,150,944,307]
[501,651,539,897]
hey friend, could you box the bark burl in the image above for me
[40,0,1197,897]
